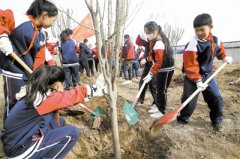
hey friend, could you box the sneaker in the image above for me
[212,123,223,132]
[148,107,159,113]
[150,104,157,109]
[122,80,132,85]
[150,111,164,119]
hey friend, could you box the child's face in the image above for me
[51,81,65,92]
[144,28,158,41]
[194,25,213,40]
[40,12,58,29]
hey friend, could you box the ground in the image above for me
[0,62,239,159]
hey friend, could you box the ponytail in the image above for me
[26,65,65,106]
[157,25,172,55]
[26,0,58,18]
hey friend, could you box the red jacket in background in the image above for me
[92,47,99,58]
[121,39,134,60]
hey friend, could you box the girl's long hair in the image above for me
[60,28,73,43]
[26,65,65,106]
[144,21,172,55]
[26,0,58,18]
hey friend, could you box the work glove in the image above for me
[86,74,107,98]
[138,51,144,59]
[196,80,208,91]
[143,72,153,83]
[0,34,13,56]
[223,56,233,64]
[140,59,147,66]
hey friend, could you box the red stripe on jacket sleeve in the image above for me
[149,49,164,75]
[32,46,46,71]
[36,85,88,115]
[183,50,201,82]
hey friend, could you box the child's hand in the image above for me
[143,72,153,83]
[140,59,147,66]
[223,56,233,64]
[86,74,107,98]
[0,34,13,56]
[196,81,208,91]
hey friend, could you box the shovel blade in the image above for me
[92,106,107,116]
[123,100,139,125]
[150,108,179,130]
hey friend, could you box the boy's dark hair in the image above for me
[83,39,88,44]
[193,13,212,28]
[124,34,130,39]
[26,65,65,106]
[26,0,58,18]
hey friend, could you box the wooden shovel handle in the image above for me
[132,80,147,106]
[78,103,94,114]
[10,53,33,73]
[150,62,228,128]
[179,62,227,111]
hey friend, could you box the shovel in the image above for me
[78,103,106,116]
[78,103,107,128]
[229,77,240,85]
[124,80,147,125]
[150,62,228,130]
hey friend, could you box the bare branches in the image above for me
[163,23,184,47]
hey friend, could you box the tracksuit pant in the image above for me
[138,62,157,104]
[88,59,94,76]
[11,118,80,159]
[177,74,223,125]
[155,70,174,114]
[2,70,26,121]
[79,58,90,77]
[63,66,79,90]
[132,61,139,78]
[94,58,99,72]
[123,60,134,81]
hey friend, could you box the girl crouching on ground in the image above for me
[1,65,106,158]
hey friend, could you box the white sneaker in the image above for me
[122,80,132,85]
[148,107,159,113]
[150,104,157,109]
[150,112,164,119]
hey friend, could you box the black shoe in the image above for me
[212,123,223,132]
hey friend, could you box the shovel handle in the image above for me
[235,77,240,84]
[151,62,228,128]
[132,80,147,106]
[179,61,228,111]
[10,53,33,74]
[78,103,94,114]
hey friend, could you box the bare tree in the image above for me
[49,0,74,38]
[163,23,184,48]
[85,0,128,158]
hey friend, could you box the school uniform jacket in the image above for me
[60,39,79,67]
[0,13,47,80]
[1,85,87,158]
[136,34,175,75]
[183,34,226,82]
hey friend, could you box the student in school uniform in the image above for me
[0,0,58,120]
[1,65,107,158]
